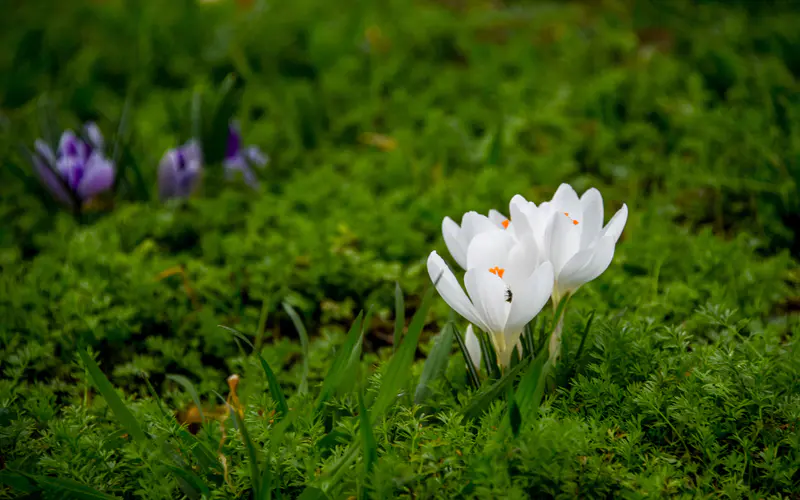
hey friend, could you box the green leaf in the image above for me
[15,471,118,499]
[166,374,205,424]
[573,310,596,365]
[357,390,378,475]
[0,470,35,493]
[414,322,454,404]
[515,343,550,419]
[78,349,147,442]
[296,486,328,500]
[461,359,529,420]
[452,323,481,390]
[163,464,210,498]
[282,301,310,394]
[393,282,405,352]
[316,312,364,411]
[370,282,437,421]
[219,325,290,418]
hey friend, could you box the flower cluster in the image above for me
[158,121,269,201]
[32,123,115,208]
[429,184,628,370]
[31,120,269,206]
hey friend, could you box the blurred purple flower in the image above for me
[32,123,115,207]
[158,140,203,201]
[224,122,268,188]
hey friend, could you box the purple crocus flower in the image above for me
[223,122,268,188]
[32,123,115,207]
[158,140,203,201]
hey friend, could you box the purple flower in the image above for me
[223,122,268,188]
[32,123,115,207]
[158,140,203,201]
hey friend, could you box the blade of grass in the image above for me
[78,349,146,442]
[414,322,454,404]
[515,342,550,419]
[357,390,377,475]
[15,471,117,499]
[573,310,596,365]
[461,358,529,420]
[166,374,205,424]
[282,302,310,394]
[315,312,364,411]
[370,280,438,421]
[219,325,289,417]
[393,282,405,352]
[452,324,480,390]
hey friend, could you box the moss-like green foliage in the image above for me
[1,0,798,498]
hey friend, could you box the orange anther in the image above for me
[572,219,579,225]
[501,219,509,229]
[489,266,505,278]
[564,212,569,216]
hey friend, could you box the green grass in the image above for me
[1,0,799,498]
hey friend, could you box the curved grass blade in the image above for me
[167,374,205,424]
[15,471,117,499]
[78,349,146,442]
[461,358,529,420]
[573,310,596,365]
[357,390,378,475]
[452,324,480,390]
[282,302,310,394]
[393,282,405,352]
[219,325,289,417]
[414,322,454,404]
[370,279,438,421]
[315,312,364,411]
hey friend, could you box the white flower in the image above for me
[501,184,628,301]
[442,211,507,270]
[464,325,482,371]
[428,230,554,368]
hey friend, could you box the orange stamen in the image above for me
[564,212,569,216]
[501,219,509,229]
[573,219,579,225]
[489,266,505,278]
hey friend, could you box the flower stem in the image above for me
[548,313,565,365]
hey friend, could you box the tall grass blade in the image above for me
[78,349,146,442]
[167,374,205,424]
[357,390,378,475]
[393,282,405,352]
[461,359,528,420]
[219,325,289,417]
[282,302,310,394]
[316,312,364,411]
[414,322,454,404]
[452,324,480,390]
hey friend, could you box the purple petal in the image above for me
[226,122,242,160]
[58,130,86,159]
[34,139,56,165]
[76,154,115,199]
[56,156,84,191]
[33,155,73,206]
[158,147,201,200]
[84,122,104,151]
[244,146,269,168]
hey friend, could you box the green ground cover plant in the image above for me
[0,0,798,498]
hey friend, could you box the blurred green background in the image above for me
[0,0,798,497]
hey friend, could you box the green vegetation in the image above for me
[1,0,798,498]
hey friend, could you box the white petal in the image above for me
[550,183,581,220]
[461,211,497,242]
[427,252,487,331]
[503,241,538,292]
[549,210,581,274]
[442,217,467,270]
[510,194,533,212]
[556,235,616,295]
[464,268,509,335]
[579,188,604,249]
[601,204,628,243]
[464,324,482,372]
[505,261,554,337]
[466,230,514,273]
[488,209,508,228]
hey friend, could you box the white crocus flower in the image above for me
[428,230,554,368]
[464,323,524,373]
[442,211,510,270]
[507,184,628,303]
